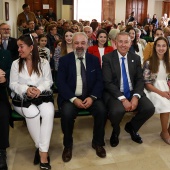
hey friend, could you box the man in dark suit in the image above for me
[102,32,155,147]
[57,32,107,162]
[22,20,35,35]
[143,14,152,26]
[0,23,19,61]
[44,7,56,21]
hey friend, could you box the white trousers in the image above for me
[13,102,54,152]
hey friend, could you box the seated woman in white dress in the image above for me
[10,34,54,169]
[143,37,170,144]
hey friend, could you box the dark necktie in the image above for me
[3,39,7,50]
[121,57,130,99]
[78,57,87,99]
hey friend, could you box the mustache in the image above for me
[76,47,84,51]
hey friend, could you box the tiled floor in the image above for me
[7,112,170,170]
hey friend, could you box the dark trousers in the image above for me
[0,101,10,149]
[60,99,107,148]
[106,95,155,135]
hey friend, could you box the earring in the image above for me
[30,52,32,56]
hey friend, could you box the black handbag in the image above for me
[12,91,54,119]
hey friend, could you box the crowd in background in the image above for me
[1,3,170,170]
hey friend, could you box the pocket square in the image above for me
[91,69,96,72]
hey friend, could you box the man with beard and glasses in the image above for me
[57,32,107,162]
[0,23,19,61]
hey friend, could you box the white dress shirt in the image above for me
[117,51,140,100]
[10,58,53,98]
[70,53,86,103]
[118,51,133,92]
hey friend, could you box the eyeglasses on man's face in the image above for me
[0,28,11,31]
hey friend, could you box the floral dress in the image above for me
[143,60,170,114]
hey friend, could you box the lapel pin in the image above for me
[132,60,134,62]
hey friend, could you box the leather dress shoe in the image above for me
[40,161,51,170]
[34,148,40,165]
[110,132,119,147]
[62,147,72,162]
[125,123,143,144]
[0,150,7,170]
[92,143,106,158]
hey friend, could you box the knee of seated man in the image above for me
[139,103,155,115]
[91,101,107,116]
[61,103,77,119]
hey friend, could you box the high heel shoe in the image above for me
[160,132,170,145]
[33,148,40,165]
[40,161,51,170]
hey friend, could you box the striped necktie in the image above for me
[3,39,7,50]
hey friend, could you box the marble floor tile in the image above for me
[7,114,170,170]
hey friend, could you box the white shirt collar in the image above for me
[117,51,128,59]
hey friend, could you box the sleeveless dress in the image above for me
[145,60,170,114]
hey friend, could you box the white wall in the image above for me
[147,0,155,18]
[154,1,162,21]
[115,0,126,24]
[62,5,73,21]
[0,1,3,22]
[73,0,102,22]
[147,0,163,23]
[1,0,18,37]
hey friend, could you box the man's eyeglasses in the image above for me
[1,28,11,31]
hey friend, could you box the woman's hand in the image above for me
[0,76,6,83]
[159,91,170,99]
[0,69,5,77]
[33,88,41,98]
[0,69,6,83]
[27,87,37,98]
[27,87,41,98]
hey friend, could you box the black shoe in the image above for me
[92,143,106,158]
[47,155,50,164]
[40,161,51,170]
[33,148,40,165]
[0,150,7,170]
[125,122,143,144]
[62,147,72,162]
[110,132,119,147]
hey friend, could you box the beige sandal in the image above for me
[160,132,170,145]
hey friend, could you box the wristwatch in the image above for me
[90,95,97,101]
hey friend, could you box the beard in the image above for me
[74,47,86,58]
[3,34,10,39]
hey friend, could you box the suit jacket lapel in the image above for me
[127,53,133,83]
[70,53,77,88]
[113,51,121,86]
[85,52,90,73]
